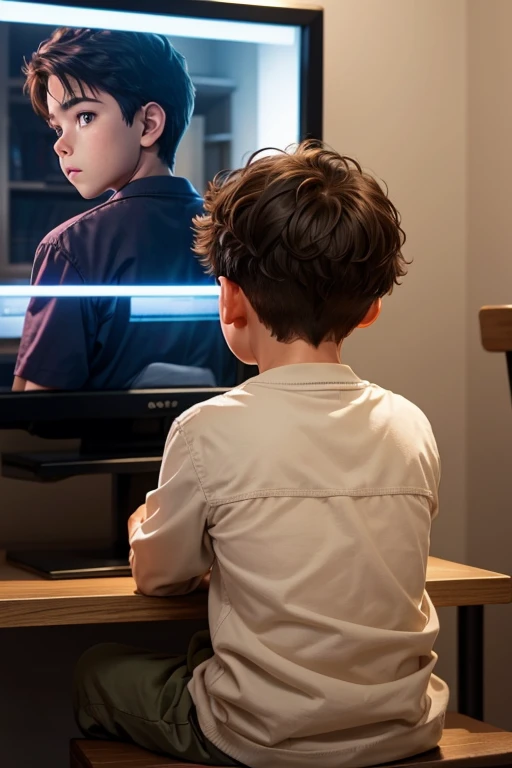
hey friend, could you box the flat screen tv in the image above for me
[0,0,323,577]
[0,0,323,434]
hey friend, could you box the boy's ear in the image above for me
[139,102,166,148]
[218,277,248,329]
[357,298,382,329]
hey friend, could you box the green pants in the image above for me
[73,630,244,766]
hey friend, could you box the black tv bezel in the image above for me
[0,0,323,429]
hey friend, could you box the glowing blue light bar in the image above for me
[0,1,296,45]
[0,292,221,337]
[131,296,219,322]
[0,285,220,297]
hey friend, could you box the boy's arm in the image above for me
[129,421,214,597]
[12,376,26,391]
[12,376,53,391]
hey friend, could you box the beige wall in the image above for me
[321,0,468,562]
[467,0,512,728]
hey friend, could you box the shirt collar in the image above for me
[110,175,201,201]
[244,363,369,389]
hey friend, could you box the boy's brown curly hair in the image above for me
[193,141,408,346]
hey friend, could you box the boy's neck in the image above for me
[255,338,342,374]
[128,153,172,185]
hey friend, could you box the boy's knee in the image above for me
[74,642,124,699]
[73,643,123,736]
[76,641,122,674]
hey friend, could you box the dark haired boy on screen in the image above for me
[13,27,233,392]
[74,142,449,768]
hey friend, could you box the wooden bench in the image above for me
[70,713,512,768]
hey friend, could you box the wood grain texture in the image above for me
[426,557,511,608]
[479,305,512,352]
[70,714,512,768]
[0,554,510,628]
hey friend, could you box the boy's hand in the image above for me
[128,504,147,541]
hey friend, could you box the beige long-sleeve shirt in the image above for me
[130,363,449,768]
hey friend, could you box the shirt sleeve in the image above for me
[129,420,214,596]
[430,448,441,521]
[14,241,93,389]
[422,419,441,520]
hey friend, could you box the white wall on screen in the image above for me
[175,115,205,193]
[257,38,300,151]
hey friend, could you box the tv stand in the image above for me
[2,451,161,579]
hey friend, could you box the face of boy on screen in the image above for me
[46,75,161,199]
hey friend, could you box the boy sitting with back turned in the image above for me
[74,141,449,768]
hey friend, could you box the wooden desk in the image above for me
[0,553,510,722]
[0,555,509,628]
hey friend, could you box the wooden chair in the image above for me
[71,713,512,768]
[479,305,512,400]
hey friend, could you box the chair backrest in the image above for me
[479,305,512,402]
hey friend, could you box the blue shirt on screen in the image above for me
[14,176,237,390]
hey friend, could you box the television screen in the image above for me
[0,0,322,577]
[0,0,322,408]
[0,285,239,392]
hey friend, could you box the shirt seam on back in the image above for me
[34,242,87,283]
[176,422,212,506]
[207,486,434,506]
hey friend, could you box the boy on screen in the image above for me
[13,27,234,391]
[74,142,448,768]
